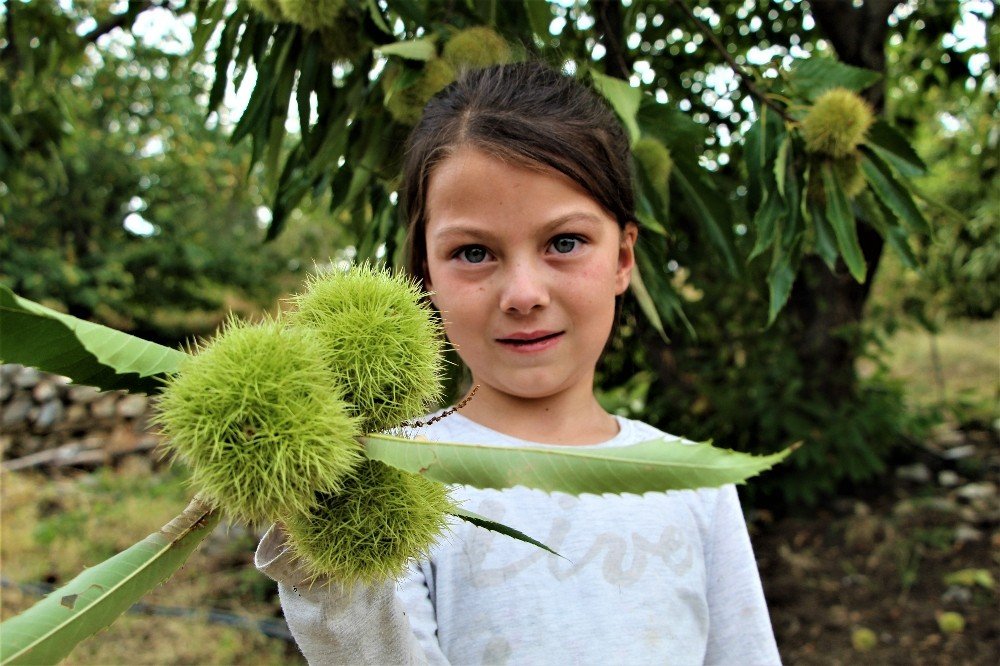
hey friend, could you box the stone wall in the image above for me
[1,364,160,469]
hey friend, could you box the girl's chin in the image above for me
[473,376,585,403]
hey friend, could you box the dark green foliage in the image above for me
[0,3,357,345]
[604,295,910,508]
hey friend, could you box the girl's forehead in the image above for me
[425,146,607,226]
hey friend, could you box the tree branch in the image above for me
[80,0,162,44]
[668,0,793,122]
[592,0,630,81]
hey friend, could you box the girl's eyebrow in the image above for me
[430,211,605,243]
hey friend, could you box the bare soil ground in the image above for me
[757,424,999,665]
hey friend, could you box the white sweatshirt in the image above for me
[256,414,781,665]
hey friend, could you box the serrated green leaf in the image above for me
[366,0,393,34]
[781,147,803,255]
[190,0,229,65]
[634,236,695,338]
[743,108,785,211]
[821,162,866,282]
[362,434,793,495]
[377,38,437,61]
[857,191,919,270]
[0,286,186,394]
[806,196,839,271]
[634,210,668,238]
[672,162,739,276]
[766,255,796,327]
[590,70,641,144]
[629,259,669,343]
[449,507,562,558]
[865,120,926,177]
[744,119,764,207]
[0,499,220,665]
[774,136,791,197]
[787,57,881,100]
[296,35,322,138]
[636,98,708,160]
[206,8,246,114]
[524,0,554,37]
[749,190,784,262]
[860,148,931,236]
[232,26,296,149]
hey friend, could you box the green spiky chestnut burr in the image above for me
[801,88,875,159]
[806,154,867,205]
[833,154,866,199]
[385,59,457,126]
[290,264,445,432]
[442,26,511,70]
[284,459,454,585]
[153,317,362,524]
[277,0,345,31]
[318,14,367,62]
[245,0,285,23]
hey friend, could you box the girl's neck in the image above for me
[455,382,619,445]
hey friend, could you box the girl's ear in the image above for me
[615,222,639,295]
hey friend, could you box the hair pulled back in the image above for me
[401,61,636,286]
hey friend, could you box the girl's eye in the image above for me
[550,235,582,254]
[457,246,489,263]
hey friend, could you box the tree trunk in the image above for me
[785,0,901,401]
[593,0,632,80]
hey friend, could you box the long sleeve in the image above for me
[398,561,451,665]
[255,524,445,665]
[702,485,782,665]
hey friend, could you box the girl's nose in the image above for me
[499,260,550,314]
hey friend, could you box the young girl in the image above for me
[257,62,781,665]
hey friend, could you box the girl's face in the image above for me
[423,146,636,404]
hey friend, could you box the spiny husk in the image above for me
[285,460,454,585]
[801,87,875,159]
[833,154,866,199]
[318,13,366,62]
[385,58,457,126]
[245,0,285,23]
[806,154,867,204]
[633,136,673,190]
[153,316,362,524]
[276,0,346,31]
[290,263,445,432]
[442,26,511,70]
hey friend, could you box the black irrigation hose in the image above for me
[0,577,294,641]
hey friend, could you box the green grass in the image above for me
[861,315,999,424]
[0,464,301,665]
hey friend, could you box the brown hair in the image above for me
[401,61,636,286]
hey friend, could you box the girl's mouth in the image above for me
[497,331,564,352]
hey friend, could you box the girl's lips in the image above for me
[496,331,564,353]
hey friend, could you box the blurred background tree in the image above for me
[1,0,994,507]
[1,0,347,345]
